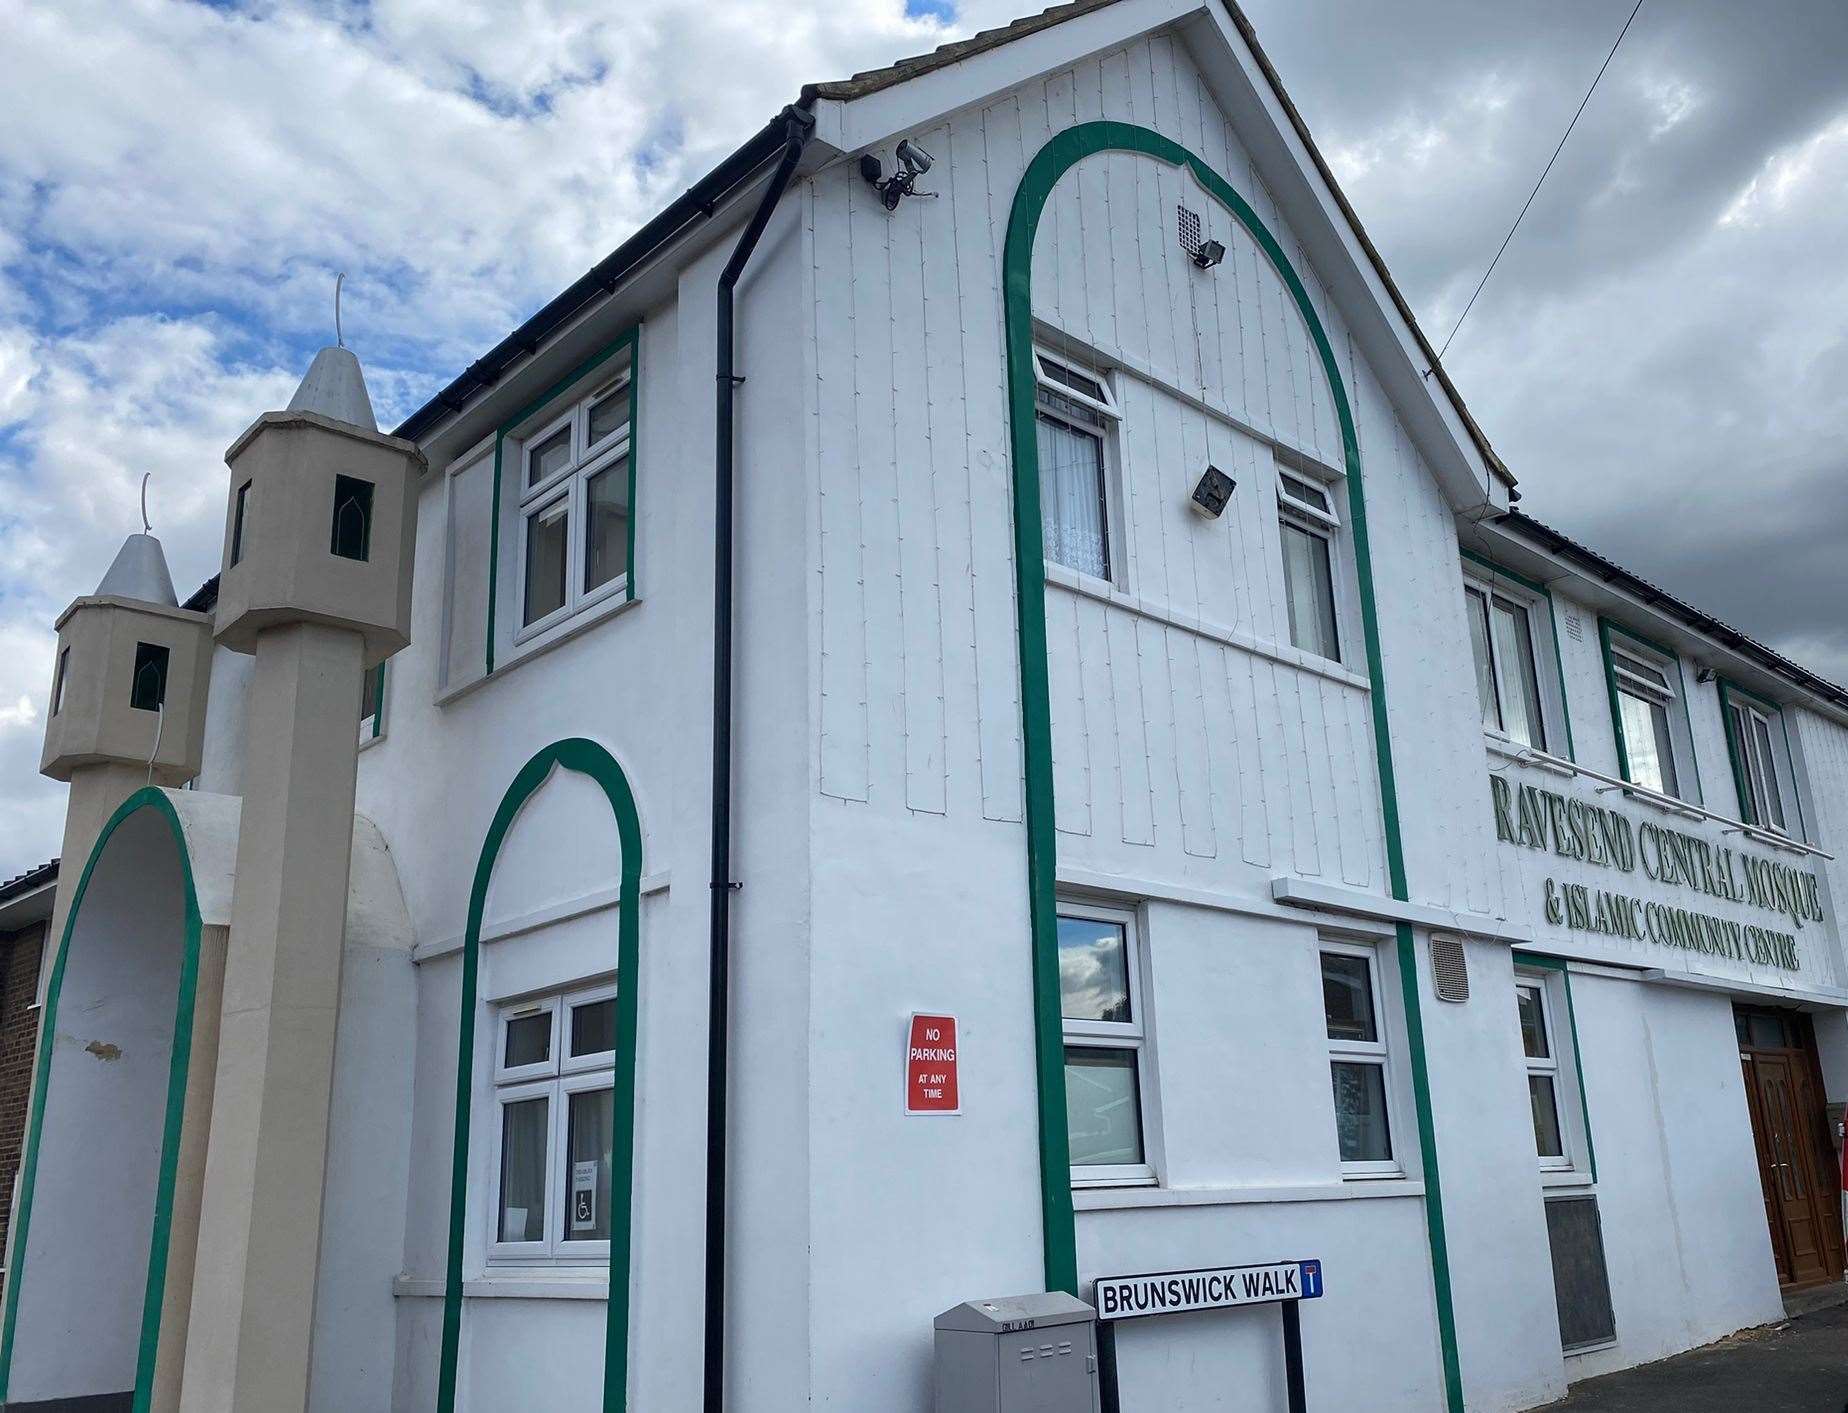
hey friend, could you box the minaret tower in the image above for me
[180,334,421,1412]
[39,525,212,941]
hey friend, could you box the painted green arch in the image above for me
[437,737,646,1413]
[0,787,203,1412]
[1003,122,1461,1411]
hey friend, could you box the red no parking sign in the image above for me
[905,1013,960,1115]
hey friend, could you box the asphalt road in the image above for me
[1537,1304,1848,1412]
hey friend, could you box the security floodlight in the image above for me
[1191,238,1227,270]
[1190,464,1236,518]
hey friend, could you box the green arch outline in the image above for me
[436,737,646,1412]
[0,786,203,1412]
[1003,121,1462,1410]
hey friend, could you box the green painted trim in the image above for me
[1511,952,1598,1183]
[1599,616,1704,803]
[483,326,644,677]
[1778,710,1809,842]
[368,662,387,740]
[0,788,201,1412]
[1597,618,1631,783]
[1459,549,1576,762]
[1716,678,1755,826]
[1002,122,1462,1411]
[436,738,645,1413]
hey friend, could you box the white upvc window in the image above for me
[1277,464,1342,662]
[1057,901,1155,1186]
[1609,644,1685,799]
[514,374,633,638]
[1321,942,1397,1177]
[1033,348,1122,585]
[1464,581,1549,752]
[1725,691,1794,836]
[1517,978,1571,1170]
[488,983,618,1265]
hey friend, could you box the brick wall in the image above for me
[0,922,46,1297]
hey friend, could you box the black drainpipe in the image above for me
[707,98,816,1413]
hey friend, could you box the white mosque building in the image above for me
[3,2,1844,1410]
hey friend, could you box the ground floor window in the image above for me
[1057,901,1154,1185]
[1517,977,1570,1168]
[489,982,617,1262]
[1321,943,1396,1176]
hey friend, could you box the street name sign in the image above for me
[1094,1259,1323,1321]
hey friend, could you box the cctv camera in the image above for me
[896,139,933,176]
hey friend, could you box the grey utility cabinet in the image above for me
[934,1292,1102,1413]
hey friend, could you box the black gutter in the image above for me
[394,95,823,446]
[706,100,816,1413]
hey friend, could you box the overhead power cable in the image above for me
[1433,0,1647,364]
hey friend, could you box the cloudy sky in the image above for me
[3,0,1845,877]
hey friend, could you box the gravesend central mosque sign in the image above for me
[1489,775,1823,973]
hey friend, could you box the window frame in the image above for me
[486,983,618,1266]
[1517,977,1572,1172]
[1032,346,1125,589]
[1512,958,1596,1184]
[1459,555,1572,758]
[1598,620,1700,805]
[1056,898,1157,1188]
[1274,456,1345,664]
[1719,679,1802,839]
[1321,940,1400,1180]
[509,366,635,645]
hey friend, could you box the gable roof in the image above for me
[380,2,1843,709]
[809,0,1123,101]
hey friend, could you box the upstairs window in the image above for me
[1277,466,1341,662]
[514,370,634,637]
[1610,647,1680,798]
[1034,349,1120,584]
[51,647,69,717]
[1465,582,1548,752]
[1723,686,1796,836]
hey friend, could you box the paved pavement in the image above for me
[1536,1303,1848,1412]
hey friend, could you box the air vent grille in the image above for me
[1430,934,1470,1002]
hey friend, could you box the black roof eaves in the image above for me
[0,859,58,905]
[392,107,806,446]
[1500,510,1848,712]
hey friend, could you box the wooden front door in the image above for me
[1737,1007,1843,1289]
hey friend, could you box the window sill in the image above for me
[1540,1170,1595,1190]
[1074,1178,1423,1211]
[436,590,640,708]
[1044,563,1371,693]
[392,1274,608,1301]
